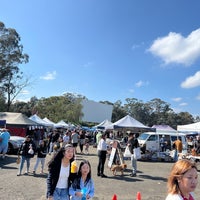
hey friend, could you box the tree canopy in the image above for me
[0,21,29,111]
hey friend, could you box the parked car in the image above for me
[7,136,25,154]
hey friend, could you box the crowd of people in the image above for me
[0,127,199,199]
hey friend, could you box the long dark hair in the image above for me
[48,144,75,170]
[77,160,92,184]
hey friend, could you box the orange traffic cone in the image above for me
[112,194,117,200]
[136,192,141,200]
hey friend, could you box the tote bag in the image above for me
[123,146,132,158]
[133,147,141,160]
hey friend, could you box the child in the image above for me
[69,160,94,200]
[33,140,47,174]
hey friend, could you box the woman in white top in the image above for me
[165,159,198,200]
[46,144,76,200]
[97,132,108,178]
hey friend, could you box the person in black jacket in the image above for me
[46,144,76,200]
[127,132,139,177]
[33,139,47,174]
[17,135,36,176]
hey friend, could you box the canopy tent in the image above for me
[43,117,56,126]
[107,115,150,131]
[152,125,176,133]
[54,120,69,128]
[0,112,39,136]
[177,121,200,132]
[94,119,113,129]
[29,114,53,127]
[0,112,38,126]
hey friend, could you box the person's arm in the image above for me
[87,179,95,199]
[46,168,55,198]
[69,178,82,198]
[68,184,76,197]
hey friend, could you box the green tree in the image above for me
[0,22,29,111]
[146,98,173,125]
[112,100,127,122]
[124,98,152,126]
[32,95,83,124]
[175,112,194,125]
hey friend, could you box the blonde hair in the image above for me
[167,159,197,194]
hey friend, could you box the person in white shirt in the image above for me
[46,144,76,200]
[97,133,108,178]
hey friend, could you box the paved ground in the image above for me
[0,147,200,200]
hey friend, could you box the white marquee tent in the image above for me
[54,120,69,128]
[177,121,200,132]
[43,117,56,126]
[0,112,38,126]
[29,114,53,127]
[94,119,113,129]
[106,115,150,131]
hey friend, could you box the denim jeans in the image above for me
[131,154,137,174]
[33,157,45,172]
[53,188,69,200]
[18,156,31,174]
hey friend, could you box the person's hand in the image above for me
[75,191,82,197]
[48,196,53,200]
[86,194,91,199]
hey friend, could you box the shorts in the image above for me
[0,144,8,154]
[72,143,78,147]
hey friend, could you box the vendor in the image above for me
[160,135,167,152]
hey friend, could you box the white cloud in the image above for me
[179,102,188,106]
[40,71,57,80]
[171,97,182,102]
[135,80,149,87]
[181,71,200,88]
[148,28,200,66]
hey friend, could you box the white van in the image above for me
[138,132,187,153]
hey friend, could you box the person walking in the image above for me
[63,131,70,147]
[69,160,95,200]
[33,140,47,174]
[79,130,86,154]
[97,133,108,178]
[71,130,79,154]
[127,132,139,177]
[165,159,198,200]
[173,138,183,161]
[0,128,10,159]
[48,130,60,155]
[46,144,76,200]
[17,135,36,176]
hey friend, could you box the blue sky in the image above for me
[1,0,200,117]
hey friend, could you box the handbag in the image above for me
[16,156,21,164]
[133,147,141,160]
[123,146,132,158]
[28,148,34,155]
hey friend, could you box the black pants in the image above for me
[79,143,84,152]
[97,150,107,175]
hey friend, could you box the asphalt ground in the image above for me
[0,146,200,200]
